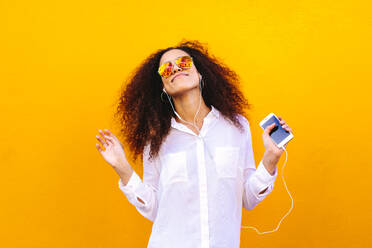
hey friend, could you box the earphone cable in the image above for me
[165,75,203,134]
[241,146,293,234]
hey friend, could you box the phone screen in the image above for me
[262,115,291,146]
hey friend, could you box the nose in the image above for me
[172,62,182,74]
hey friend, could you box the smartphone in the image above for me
[259,113,293,148]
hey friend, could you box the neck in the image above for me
[172,87,211,124]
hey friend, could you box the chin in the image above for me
[172,84,199,96]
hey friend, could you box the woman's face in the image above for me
[159,49,201,97]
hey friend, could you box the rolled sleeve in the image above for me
[118,171,144,207]
[118,171,142,194]
[243,160,278,210]
[117,144,160,222]
[251,160,278,199]
[239,114,278,210]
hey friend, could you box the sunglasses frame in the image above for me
[158,55,194,78]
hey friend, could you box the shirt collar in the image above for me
[171,105,220,130]
[210,105,220,118]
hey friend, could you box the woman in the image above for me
[96,40,292,248]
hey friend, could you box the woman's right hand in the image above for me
[95,129,133,178]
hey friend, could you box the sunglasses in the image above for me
[158,55,194,78]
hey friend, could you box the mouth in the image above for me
[171,73,188,82]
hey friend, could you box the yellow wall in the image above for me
[1,0,371,247]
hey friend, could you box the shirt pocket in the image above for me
[160,151,188,186]
[214,146,240,178]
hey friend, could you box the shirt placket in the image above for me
[171,113,216,248]
[196,134,210,248]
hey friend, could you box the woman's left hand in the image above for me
[262,116,293,170]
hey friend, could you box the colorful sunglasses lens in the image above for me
[176,56,193,69]
[158,62,173,78]
[158,56,193,77]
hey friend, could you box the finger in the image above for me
[283,124,292,132]
[104,129,119,141]
[96,143,103,152]
[96,134,108,147]
[99,129,106,136]
[278,116,282,120]
[104,129,114,137]
[104,134,114,145]
[264,123,276,134]
[264,123,275,130]
[98,129,111,144]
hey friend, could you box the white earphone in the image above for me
[163,74,203,132]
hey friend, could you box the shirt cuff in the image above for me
[256,159,278,181]
[118,171,142,194]
[250,160,278,198]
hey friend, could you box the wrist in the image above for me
[114,162,133,178]
[119,169,134,186]
[262,154,277,175]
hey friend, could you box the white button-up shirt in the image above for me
[118,105,278,248]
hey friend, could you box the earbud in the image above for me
[163,88,167,93]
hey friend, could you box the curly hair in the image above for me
[114,40,253,163]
